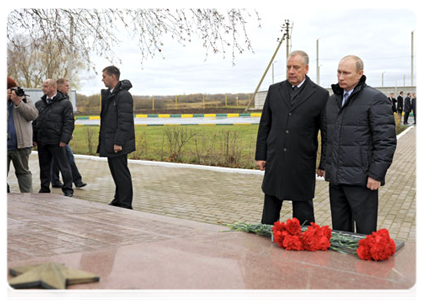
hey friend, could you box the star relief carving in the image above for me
[9,262,99,289]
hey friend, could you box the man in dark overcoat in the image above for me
[322,55,396,234]
[33,79,75,197]
[411,94,420,125]
[388,93,397,113]
[97,66,136,209]
[397,91,404,121]
[255,50,329,226]
[403,92,412,125]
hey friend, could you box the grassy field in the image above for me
[70,125,260,169]
[69,113,405,170]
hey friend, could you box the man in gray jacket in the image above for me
[7,77,39,193]
[321,55,396,234]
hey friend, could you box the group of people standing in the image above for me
[7,66,136,209]
[7,77,86,197]
[388,91,417,125]
[7,52,404,235]
[256,51,397,235]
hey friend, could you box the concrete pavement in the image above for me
[7,126,416,243]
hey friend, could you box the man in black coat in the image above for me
[33,79,75,197]
[255,50,329,226]
[97,66,136,209]
[321,55,396,234]
[404,92,412,125]
[411,94,420,125]
[397,91,404,121]
[388,93,397,113]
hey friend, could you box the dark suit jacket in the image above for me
[388,96,397,113]
[397,95,404,112]
[411,97,420,116]
[255,76,329,201]
[404,96,412,113]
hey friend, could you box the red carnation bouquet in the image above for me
[356,228,396,261]
[272,218,332,251]
[225,220,398,261]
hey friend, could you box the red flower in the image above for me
[285,218,302,236]
[302,223,331,251]
[272,218,332,252]
[356,229,396,261]
[282,235,303,251]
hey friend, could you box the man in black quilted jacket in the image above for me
[321,55,397,234]
[97,66,135,209]
[33,79,75,197]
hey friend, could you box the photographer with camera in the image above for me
[7,77,39,193]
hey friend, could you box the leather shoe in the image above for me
[64,192,73,197]
[75,182,87,188]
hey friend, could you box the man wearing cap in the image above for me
[7,77,39,193]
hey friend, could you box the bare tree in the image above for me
[7,34,84,88]
[7,8,261,71]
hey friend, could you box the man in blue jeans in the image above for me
[51,78,87,188]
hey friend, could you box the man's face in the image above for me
[102,71,116,89]
[60,81,70,94]
[286,54,308,86]
[42,81,53,96]
[390,93,394,98]
[337,58,363,92]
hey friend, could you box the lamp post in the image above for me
[382,72,386,87]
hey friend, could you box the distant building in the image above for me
[23,88,78,112]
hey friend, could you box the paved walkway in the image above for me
[7,127,416,243]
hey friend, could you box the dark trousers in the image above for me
[329,183,378,234]
[261,194,315,226]
[38,143,73,195]
[108,155,133,209]
[404,111,410,124]
[51,144,83,185]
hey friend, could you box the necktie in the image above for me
[342,93,349,107]
[291,86,299,104]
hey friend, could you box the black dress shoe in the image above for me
[52,183,63,188]
[64,192,73,197]
[75,182,87,188]
[109,201,120,207]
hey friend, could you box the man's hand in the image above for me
[317,169,325,179]
[59,142,67,147]
[114,144,123,153]
[367,177,381,190]
[255,160,266,171]
[9,90,22,106]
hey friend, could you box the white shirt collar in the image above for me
[292,78,306,89]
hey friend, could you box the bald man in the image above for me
[33,79,75,197]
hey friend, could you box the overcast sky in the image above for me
[72,3,417,96]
